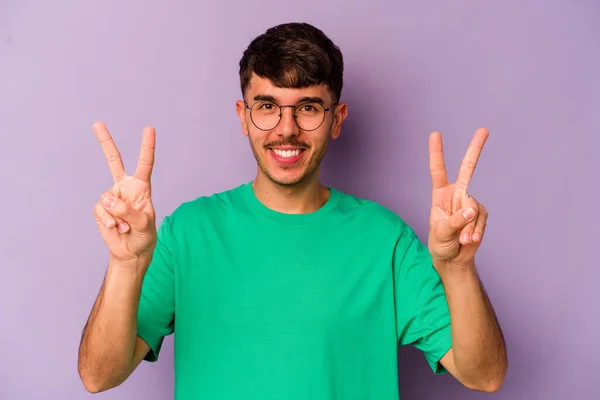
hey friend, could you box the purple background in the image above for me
[1,0,599,399]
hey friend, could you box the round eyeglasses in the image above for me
[245,100,337,131]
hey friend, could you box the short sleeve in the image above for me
[136,215,176,362]
[394,230,452,375]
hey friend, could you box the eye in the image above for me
[258,102,275,110]
[296,102,322,115]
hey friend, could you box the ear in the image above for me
[330,103,348,140]
[236,100,249,137]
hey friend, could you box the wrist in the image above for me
[433,258,478,283]
[433,257,475,270]
[109,254,152,274]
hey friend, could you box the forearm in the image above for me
[436,261,507,390]
[78,257,149,392]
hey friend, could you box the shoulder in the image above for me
[162,183,247,228]
[333,189,416,238]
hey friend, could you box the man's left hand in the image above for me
[427,128,490,267]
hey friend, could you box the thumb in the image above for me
[102,196,148,230]
[437,207,477,239]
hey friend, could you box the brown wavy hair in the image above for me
[239,22,344,103]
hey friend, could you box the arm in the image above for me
[426,128,508,391]
[78,257,152,393]
[437,261,507,392]
[79,122,160,392]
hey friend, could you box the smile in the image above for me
[269,148,306,165]
[272,148,302,158]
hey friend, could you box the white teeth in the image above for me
[273,149,301,158]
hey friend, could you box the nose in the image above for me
[276,106,300,138]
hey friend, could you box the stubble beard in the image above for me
[249,131,332,188]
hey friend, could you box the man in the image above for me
[78,22,507,399]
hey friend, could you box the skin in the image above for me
[235,74,348,214]
[78,123,156,393]
[78,73,506,394]
[427,129,508,391]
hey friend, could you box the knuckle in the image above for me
[123,203,132,218]
[138,157,152,167]
[461,159,476,170]
[110,198,124,213]
[451,217,464,229]
[106,152,121,162]
[116,201,132,221]
[455,181,468,191]
[429,162,445,172]
[94,201,105,215]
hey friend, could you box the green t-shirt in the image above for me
[137,182,452,399]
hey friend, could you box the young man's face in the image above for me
[236,74,347,187]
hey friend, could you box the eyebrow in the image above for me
[252,94,325,105]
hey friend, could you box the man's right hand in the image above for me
[92,122,158,264]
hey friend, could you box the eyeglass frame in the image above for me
[244,100,338,132]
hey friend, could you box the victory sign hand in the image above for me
[427,128,490,267]
[92,122,158,264]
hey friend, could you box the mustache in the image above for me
[264,139,310,149]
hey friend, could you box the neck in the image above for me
[252,172,330,214]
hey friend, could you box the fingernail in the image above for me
[472,233,480,242]
[105,220,115,229]
[118,223,128,233]
[103,196,115,208]
[463,208,475,220]
[461,232,471,243]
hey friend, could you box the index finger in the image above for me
[429,131,449,189]
[456,128,489,189]
[133,126,156,182]
[93,122,126,182]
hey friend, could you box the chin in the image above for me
[250,140,322,187]
[260,149,309,184]
[265,170,311,187]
